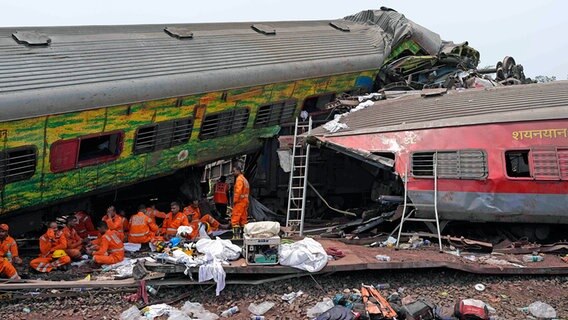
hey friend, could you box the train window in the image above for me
[50,132,123,173]
[0,146,36,185]
[559,149,568,179]
[412,150,487,179]
[302,92,336,113]
[200,108,249,140]
[505,150,531,178]
[530,148,561,180]
[133,118,193,154]
[254,99,297,128]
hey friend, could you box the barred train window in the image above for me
[254,99,296,128]
[134,118,193,154]
[200,109,249,140]
[0,146,37,185]
[411,150,488,179]
[506,148,568,180]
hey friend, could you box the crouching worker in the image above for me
[0,224,22,279]
[128,205,158,244]
[88,222,124,266]
[179,216,226,241]
[30,222,71,272]
[62,216,83,260]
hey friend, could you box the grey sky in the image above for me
[2,0,566,79]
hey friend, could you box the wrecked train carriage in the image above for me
[0,8,471,230]
[309,81,568,225]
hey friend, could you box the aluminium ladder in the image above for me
[396,154,443,251]
[285,116,312,237]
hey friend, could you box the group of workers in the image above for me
[0,166,250,279]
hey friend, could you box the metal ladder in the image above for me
[396,155,443,251]
[285,116,312,237]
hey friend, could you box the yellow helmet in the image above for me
[52,249,67,259]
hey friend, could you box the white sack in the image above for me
[279,237,328,272]
[244,221,281,238]
[196,237,242,261]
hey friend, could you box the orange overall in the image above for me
[128,212,158,243]
[93,230,125,265]
[183,205,202,222]
[146,207,167,225]
[74,211,99,238]
[30,230,71,273]
[62,226,82,259]
[0,236,19,279]
[161,212,189,238]
[232,173,250,227]
[102,215,127,241]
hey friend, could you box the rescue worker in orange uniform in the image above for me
[62,216,83,260]
[0,224,22,280]
[128,205,158,244]
[74,211,98,239]
[146,203,167,225]
[87,222,125,265]
[30,222,72,273]
[231,166,250,239]
[102,205,127,241]
[161,202,189,240]
[213,176,230,217]
[183,199,202,222]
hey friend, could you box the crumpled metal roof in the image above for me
[311,81,568,138]
[0,8,457,122]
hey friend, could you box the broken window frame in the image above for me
[0,146,37,187]
[199,108,250,140]
[254,99,297,128]
[411,149,488,180]
[50,131,124,173]
[301,92,337,114]
[133,117,193,154]
[505,147,568,181]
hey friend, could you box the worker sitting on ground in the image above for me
[0,224,22,280]
[213,176,229,218]
[178,216,226,241]
[231,166,250,239]
[128,205,158,244]
[62,216,83,260]
[102,205,127,242]
[183,198,202,222]
[74,210,99,239]
[87,222,124,266]
[161,202,189,240]
[146,203,167,225]
[30,222,72,273]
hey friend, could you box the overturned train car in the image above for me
[309,81,568,225]
[0,8,476,232]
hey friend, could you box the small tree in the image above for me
[534,75,557,83]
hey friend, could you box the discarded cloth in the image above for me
[199,259,226,296]
[181,301,219,320]
[244,221,280,238]
[123,243,142,252]
[325,247,345,259]
[196,237,241,261]
[279,237,328,272]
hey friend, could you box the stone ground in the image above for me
[1,269,566,320]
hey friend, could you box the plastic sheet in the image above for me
[181,301,219,320]
[279,238,328,272]
[307,298,335,318]
[248,301,275,315]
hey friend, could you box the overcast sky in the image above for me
[1,0,566,79]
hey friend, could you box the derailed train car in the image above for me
[309,82,568,229]
[0,8,478,231]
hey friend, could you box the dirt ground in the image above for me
[1,269,567,320]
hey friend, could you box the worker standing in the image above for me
[128,205,158,244]
[0,224,22,280]
[102,205,127,241]
[231,166,250,239]
[62,216,83,260]
[30,222,71,273]
[161,202,189,240]
[213,176,229,217]
[88,222,124,265]
[74,211,98,239]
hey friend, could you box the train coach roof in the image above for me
[311,81,568,137]
[0,8,455,122]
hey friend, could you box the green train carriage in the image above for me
[0,8,460,231]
